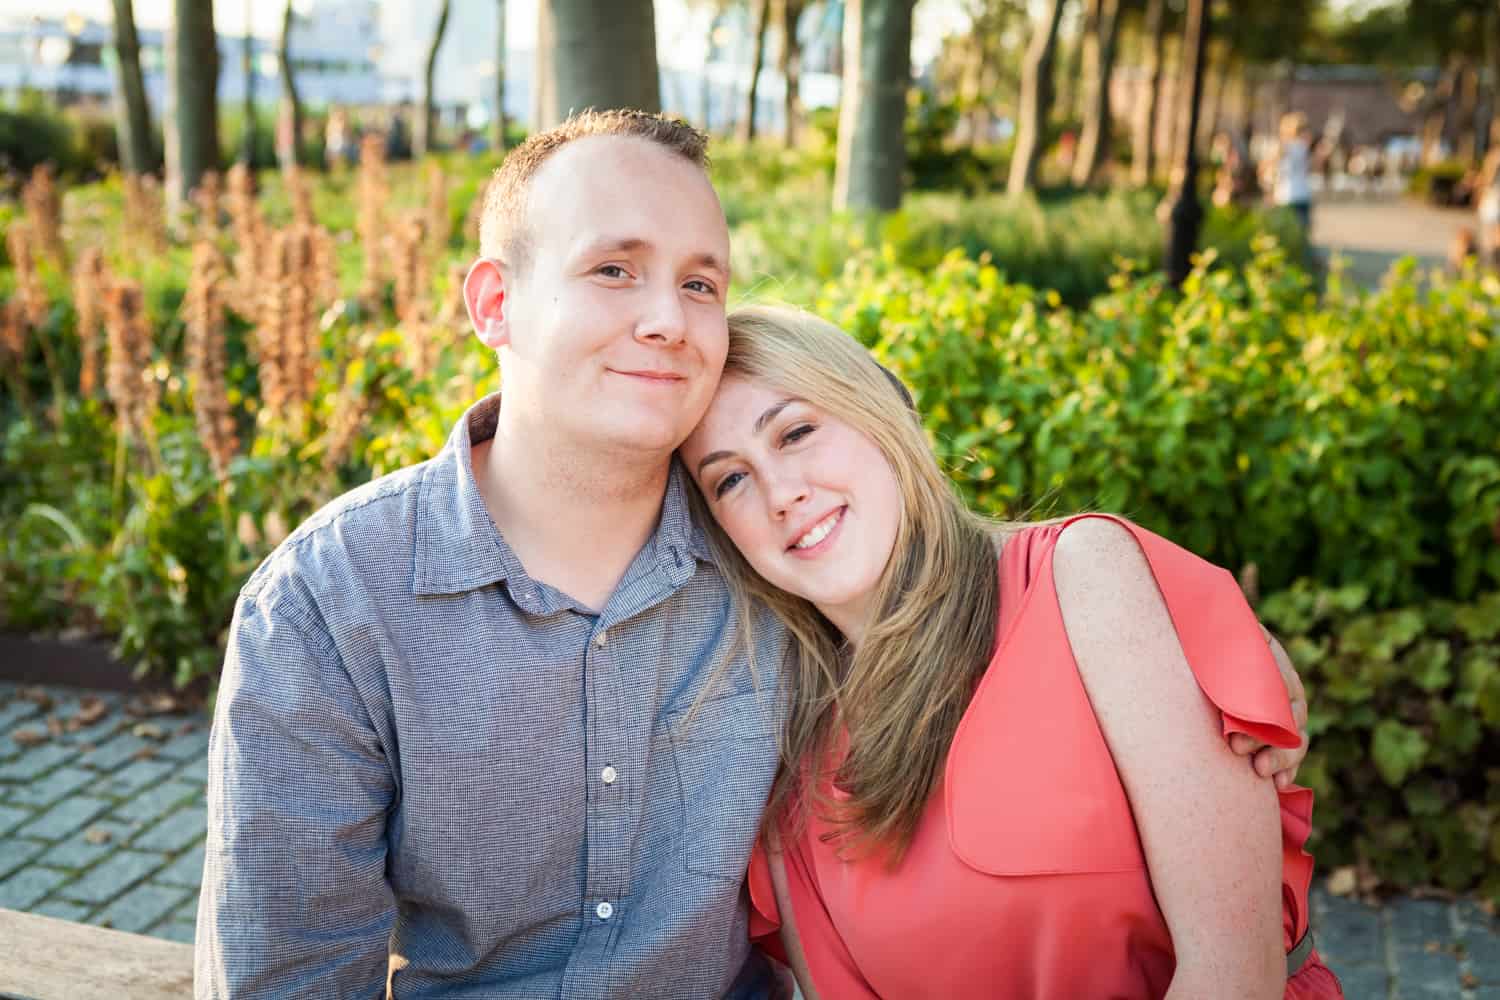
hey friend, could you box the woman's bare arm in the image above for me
[1052,518,1283,1000]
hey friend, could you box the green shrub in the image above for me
[1259,582,1500,901]
[817,242,1500,606]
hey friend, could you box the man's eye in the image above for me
[783,424,814,445]
[684,278,717,295]
[713,471,745,498]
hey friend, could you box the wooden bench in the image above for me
[0,907,193,999]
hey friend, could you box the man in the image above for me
[198,110,1308,998]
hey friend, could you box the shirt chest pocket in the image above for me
[669,687,783,882]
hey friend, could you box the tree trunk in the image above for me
[1007,0,1067,196]
[1482,7,1500,162]
[494,0,508,150]
[240,0,255,165]
[165,0,220,213]
[1130,0,1165,187]
[1164,0,1208,288]
[1071,0,1121,187]
[833,0,915,212]
[1197,46,1226,153]
[110,0,156,175]
[1455,60,1479,164]
[739,0,772,140]
[538,0,661,128]
[416,0,452,158]
[277,0,303,170]
[782,0,806,147]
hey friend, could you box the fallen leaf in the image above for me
[130,747,159,762]
[1462,973,1480,989]
[1326,866,1357,897]
[1425,941,1441,953]
[132,722,167,741]
[78,742,96,753]
[175,722,197,737]
[18,688,53,711]
[46,716,64,739]
[74,697,108,726]
[84,827,112,845]
[12,727,48,747]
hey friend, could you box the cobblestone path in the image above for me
[3,681,1498,997]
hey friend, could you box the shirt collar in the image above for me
[412,393,714,597]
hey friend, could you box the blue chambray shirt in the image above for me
[197,393,789,999]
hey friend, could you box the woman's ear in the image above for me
[464,258,508,349]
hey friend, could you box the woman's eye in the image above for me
[782,424,814,445]
[598,264,629,279]
[713,471,745,498]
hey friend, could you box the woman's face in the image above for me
[680,375,903,642]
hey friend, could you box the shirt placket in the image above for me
[565,618,631,992]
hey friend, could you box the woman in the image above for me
[678,305,1343,999]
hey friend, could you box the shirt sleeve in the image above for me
[195,585,397,999]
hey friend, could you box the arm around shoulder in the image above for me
[1051,518,1284,1000]
[197,586,396,999]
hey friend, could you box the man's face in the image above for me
[479,136,732,457]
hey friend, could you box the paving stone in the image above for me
[0,698,43,732]
[153,919,196,944]
[156,844,206,888]
[36,828,129,872]
[0,742,73,781]
[0,838,49,878]
[1390,898,1457,947]
[95,757,180,798]
[1316,892,1385,966]
[134,805,206,853]
[58,849,166,906]
[0,802,30,836]
[8,765,100,807]
[79,730,159,772]
[30,897,93,922]
[155,724,212,764]
[0,865,70,909]
[113,780,202,823]
[168,890,198,925]
[12,794,113,841]
[1328,963,1389,998]
[94,881,193,935]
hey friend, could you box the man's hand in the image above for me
[1227,626,1309,789]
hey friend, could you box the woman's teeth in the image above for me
[794,510,841,550]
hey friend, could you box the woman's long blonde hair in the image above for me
[688,304,1024,861]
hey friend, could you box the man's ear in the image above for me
[464,257,509,349]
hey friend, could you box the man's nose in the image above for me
[634,282,687,345]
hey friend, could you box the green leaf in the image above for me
[1371,720,1428,787]
[1402,640,1452,693]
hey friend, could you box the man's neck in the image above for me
[473,413,674,613]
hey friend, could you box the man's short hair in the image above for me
[478,109,710,270]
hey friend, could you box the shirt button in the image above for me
[594,631,608,648]
[601,766,617,785]
[595,901,614,920]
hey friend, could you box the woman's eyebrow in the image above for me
[753,399,796,434]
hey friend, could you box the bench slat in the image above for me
[0,906,193,999]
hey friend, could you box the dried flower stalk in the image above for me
[6,224,50,329]
[284,165,316,229]
[122,174,167,256]
[185,241,237,483]
[192,171,223,243]
[72,248,108,398]
[22,164,67,266]
[256,226,324,418]
[355,134,388,309]
[225,163,267,320]
[425,164,449,260]
[103,280,158,442]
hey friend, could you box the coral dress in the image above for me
[748,515,1343,999]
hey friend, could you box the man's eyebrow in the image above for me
[691,252,731,277]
